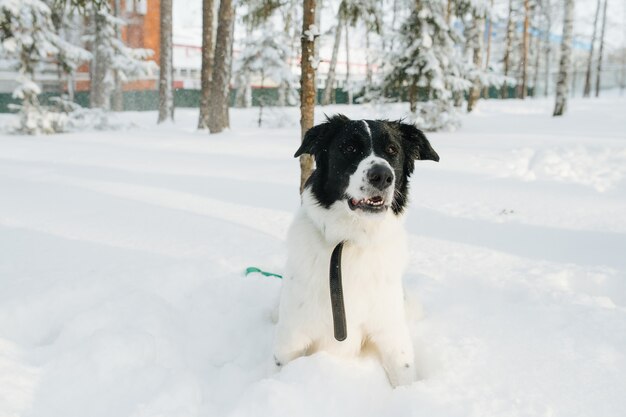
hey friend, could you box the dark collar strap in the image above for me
[329,241,347,341]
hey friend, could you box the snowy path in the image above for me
[1,98,626,417]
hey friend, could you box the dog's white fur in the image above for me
[273,153,415,386]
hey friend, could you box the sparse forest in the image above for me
[1,0,625,134]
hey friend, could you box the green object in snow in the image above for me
[245,267,283,279]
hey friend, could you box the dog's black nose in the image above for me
[367,164,394,190]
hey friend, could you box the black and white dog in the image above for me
[273,114,439,386]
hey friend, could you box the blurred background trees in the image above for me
[1,0,625,134]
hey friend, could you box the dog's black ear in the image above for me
[294,123,328,158]
[396,122,440,162]
[294,114,350,158]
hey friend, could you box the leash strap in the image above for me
[244,267,283,279]
[329,241,347,341]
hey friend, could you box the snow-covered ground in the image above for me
[1,96,626,417]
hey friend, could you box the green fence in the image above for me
[0,86,534,113]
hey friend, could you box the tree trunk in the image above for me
[467,13,485,112]
[158,0,174,123]
[482,0,494,97]
[111,0,123,111]
[409,76,418,113]
[322,13,343,106]
[387,0,398,52]
[278,2,296,106]
[90,8,109,109]
[583,0,601,97]
[594,0,608,97]
[532,24,541,96]
[67,72,75,102]
[234,75,251,108]
[365,31,372,98]
[345,21,352,105]
[208,0,235,134]
[622,2,626,96]
[553,0,574,116]
[198,0,215,129]
[258,70,265,127]
[520,0,530,99]
[223,18,235,128]
[501,0,514,99]
[299,0,317,192]
[571,61,578,97]
[543,2,551,97]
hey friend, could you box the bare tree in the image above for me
[501,0,516,98]
[542,0,552,96]
[520,0,530,99]
[112,0,123,111]
[483,0,494,97]
[622,2,626,96]
[553,0,575,116]
[158,0,174,123]
[594,0,608,97]
[208,0,235,134]
[345,21,352,105]
[467,10,485,112]
[322,8,344,105]
[198,0,215,129]
[583,0,601,97]
[533,13,541,97]
[90,10,109,109]
[299,0,318,192]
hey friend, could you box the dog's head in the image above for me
[295,114,439,216]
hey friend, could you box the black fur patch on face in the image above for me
[295,115,439,214]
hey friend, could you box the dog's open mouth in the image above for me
[348,196,387,212]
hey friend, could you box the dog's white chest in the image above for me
[278,203,409,355]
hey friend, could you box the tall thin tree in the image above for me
[543,0,552,96]
[483,0,494,97]
[501,0,515,98]
[158,0,174,123]
[583,0,601,97]
[208,0,235,133]
[198,0,215,129]
[322,8,344,106]
[299,0,318,192]
[520,0,530,99]
[345,21,352,105]
[622,0,626,96]
[531,18,541,95]
[553,0,574,116]
[467,10,485,112]
[112,0,123,111]
[594,0,608,97]
[90,9,108,109]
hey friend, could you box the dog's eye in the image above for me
[386,145,398,156]
[344,144,357,153]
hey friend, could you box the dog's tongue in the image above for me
[351,198,360,205]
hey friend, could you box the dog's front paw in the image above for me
[386,361,416,387]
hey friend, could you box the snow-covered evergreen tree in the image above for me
[0,0,90,134]
[234,25,298,125]
[384,0,469,130]
[84,1,156,110]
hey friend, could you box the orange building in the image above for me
[76,0,161,92]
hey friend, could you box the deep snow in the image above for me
[1,97,626,417]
